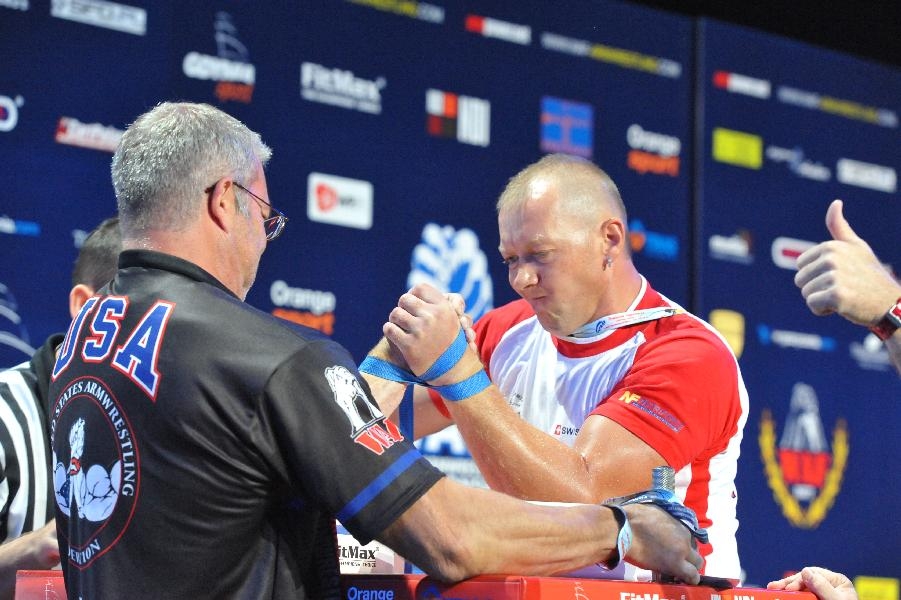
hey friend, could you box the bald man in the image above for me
[367,153,748,581]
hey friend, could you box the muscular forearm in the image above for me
[360,372,407,417]
[381,478,618,581]
[444,387,601,502]
[382,478,701,584]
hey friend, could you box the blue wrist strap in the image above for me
[358,329,489,402]
[419,328,468,382]
[605,487,709,544]
[433,370,491,402]
[359,356,419,384]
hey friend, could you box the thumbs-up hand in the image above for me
[794,199,900,326]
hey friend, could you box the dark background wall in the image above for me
[631,0,901,70]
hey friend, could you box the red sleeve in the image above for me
[591,324,743,469]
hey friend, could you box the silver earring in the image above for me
[605,255,613,268]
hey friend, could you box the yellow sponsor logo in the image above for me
[709,309,745,358]
[712,127,763,169]
[819,96,883,125]
[854,576,899,600]
[619,391,640,404]
[590,44,660,74]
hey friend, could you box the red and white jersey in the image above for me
[473,277,748,579]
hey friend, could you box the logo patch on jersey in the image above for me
[759,382,848,528]
[50,377,139,569]
[618,390,684,432]
[553,424,580,437]
[325,366,404,455]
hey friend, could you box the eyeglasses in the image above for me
[233,182,289,241]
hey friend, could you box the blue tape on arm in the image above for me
[419,328,468,382]
[359,356,420,384]
[433,370,491,402]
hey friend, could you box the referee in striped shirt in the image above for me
[0,216,119,599]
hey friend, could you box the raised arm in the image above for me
[795,199,901,375]
[382,283,669,503]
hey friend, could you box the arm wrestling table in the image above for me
[16,570,817,600]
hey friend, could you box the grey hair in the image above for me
[111,102,272,237]
[496,153,627,224]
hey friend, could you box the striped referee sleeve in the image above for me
[0,362,54,543]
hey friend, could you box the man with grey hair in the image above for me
[49,104,702,599]
[368,153,749,581]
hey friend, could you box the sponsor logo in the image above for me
[765,145,831,182]
[540,96,593,158]
[0,215,40,236]
[426,89,491,147]
[55,116,124,153]
[619,593,682,600]
[339,545,376,561]
[708,230,754,264]
[757,324,836,352]
[626,124,680,177]
[345,587,397,600]
[51,0,146,35]
[553,424,580,437]
[346,0,444,24]
[301,62,385,114]
[0,0,28,10]
[182,12,255,103]
[540,31,681,78]
[306,172,373,230]
[0,281,36,363]
[407,223,494,322]
[325,365,403,455]
[759,383,848,528]
[336,522,403,574]
[849,333,892,371]
[0,95,23,132]
[777,85,898,128]
[712,127,763,169]
[712,70,771,99]
[771,236,815,270]
[853,577,900,600]
[708,309,745,359]
[628,219,679,262]
[465,14,531,45]
[836,158,897,194]
[269,280,336,335]
[51,378,140,567]
[619,390,683,432]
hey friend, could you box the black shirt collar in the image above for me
[118,249,238,299]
